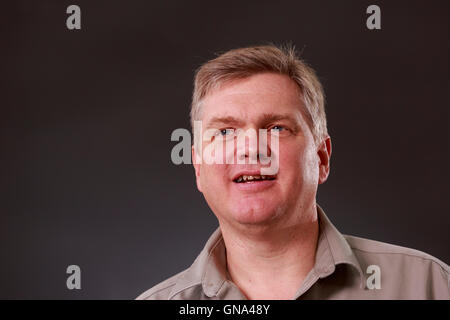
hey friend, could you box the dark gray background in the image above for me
[1,0,449,299]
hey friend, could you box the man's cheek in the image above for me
[275,146,293,169]
[200,165,224,185]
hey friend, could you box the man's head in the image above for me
[191,45,331,231]
[191,45,328,145]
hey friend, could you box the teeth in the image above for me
[236,175,273,182]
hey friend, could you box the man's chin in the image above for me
[229,205,279,226]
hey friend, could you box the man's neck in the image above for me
[220,206,319,300]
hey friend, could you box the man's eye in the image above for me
[220,128,235,136]
[271,125,285,132]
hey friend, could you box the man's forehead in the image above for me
[201,73,303,117]
[202,73,302,104]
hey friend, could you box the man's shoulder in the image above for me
[344,234,450,275]
[136,270,188,300]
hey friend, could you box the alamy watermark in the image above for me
[366,265,381,290]
[66,5,81,30]
[366,5,381,30]
[66,264,81,290]
[170,121,280,175]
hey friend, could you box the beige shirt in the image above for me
[137,205,450,300]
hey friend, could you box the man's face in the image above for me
[193,73,330,229]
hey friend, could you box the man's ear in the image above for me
[317,136,332,184]
[192,145,203,192]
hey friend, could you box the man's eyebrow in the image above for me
[205,113,301,128]
[206,116,245,127]
[258,113,300,125]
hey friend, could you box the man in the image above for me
[137,45,449,299]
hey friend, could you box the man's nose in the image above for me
[235,128,269,164]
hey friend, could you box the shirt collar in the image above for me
[168,228,227,299]
[313,204,365,288]
[168,204,364,299]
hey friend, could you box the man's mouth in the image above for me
[233,174,276,183]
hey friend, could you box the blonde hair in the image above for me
[191,44,328,144]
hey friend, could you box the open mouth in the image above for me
[233,174,276,183]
